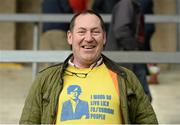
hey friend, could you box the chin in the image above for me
[84,57,97,65]
[83,54,96,59]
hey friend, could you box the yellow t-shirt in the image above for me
[56,63,122,124]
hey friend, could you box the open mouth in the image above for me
[81,45,96,49]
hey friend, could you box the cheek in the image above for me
[97,37,105,46]
[73,37,84,46]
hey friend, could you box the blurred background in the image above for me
[0,0,180,124]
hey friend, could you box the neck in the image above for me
[73,60,93,68]
[68,57,103,68]
[70,57,95,68]
[68,55,103,68]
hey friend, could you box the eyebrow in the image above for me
[77,27,101,31]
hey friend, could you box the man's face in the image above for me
[69,89,79,100]
[67,14,106,68]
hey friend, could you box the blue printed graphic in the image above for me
[61,85,89,121]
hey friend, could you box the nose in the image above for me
[84,31,93,42]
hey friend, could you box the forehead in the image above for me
[74,14,101,29]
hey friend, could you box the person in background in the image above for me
[139,0,160,84]
[106,0,153,101]
[40,0,72,50]
[19,10,158,124]
[140,0,155,51]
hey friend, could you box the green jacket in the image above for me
[19,54,158,124]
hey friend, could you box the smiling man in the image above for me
[67,11,106,68]
[19,10,158,124]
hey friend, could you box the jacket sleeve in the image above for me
[126,69,158,124]
[19,74,43,124]
[112,0,138,50]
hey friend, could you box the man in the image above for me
[61,85,89,121]
[19,10,158,124]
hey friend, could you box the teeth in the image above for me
[82,45,95,49]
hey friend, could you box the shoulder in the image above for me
[116,65,141,91]
[120,66,137,77]
[38,63,63,77]
[112,0,134,17]
[33,63,64,91]
[116,0,133,6]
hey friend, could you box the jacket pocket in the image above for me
[127,88,137,123]
[42,92,50,107]
[127,88,136,97]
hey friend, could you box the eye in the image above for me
[77,30,86,35]
[92,30,100,35]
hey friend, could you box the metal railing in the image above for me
[0,14,180,79]
[1,50,180,63]
[0,14,180,23]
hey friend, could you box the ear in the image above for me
[67,30,73,45]
[103,32,107,45]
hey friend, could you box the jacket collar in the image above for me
[101,54,127,79]
[60,53,127,79]
[68,55,103,68]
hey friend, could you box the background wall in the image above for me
[16,0,41,50]
[152,0,177,52]
[152,0,177,69]
[0,0,16,50]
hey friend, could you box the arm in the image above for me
[126,70,158,124]
[19,74,42,124]
[112,0,138,50]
